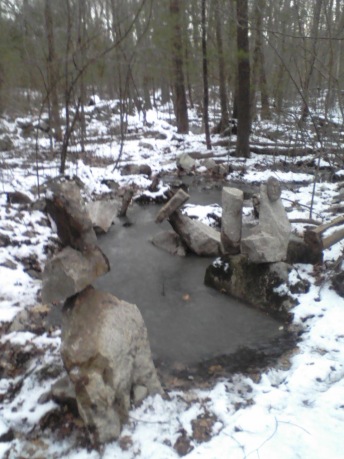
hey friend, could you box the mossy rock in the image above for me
[205,254,308,322]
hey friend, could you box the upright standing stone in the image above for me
[61,287,163,443]
[221,187,244,254]
[241,179,291,263]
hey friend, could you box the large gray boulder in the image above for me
[61,287,163,443]
[169,212,222,256]
[221,187,243,254]
[41,246,110,303]
[46,181,97,251]
[87,199,120,234]
[240,181,291,263]
[176,153,196,173]
[205,254,309,321]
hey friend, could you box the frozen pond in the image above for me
[96,187,284,366]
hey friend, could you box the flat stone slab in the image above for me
[41,246,110,303]
[155,189,190,223]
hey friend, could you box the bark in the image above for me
[214,0,229,133]
[236,0,251,158]
[201,0,211,149]
[44,0,62,141]
[170,0,189,134]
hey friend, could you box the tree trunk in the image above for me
[170,0,189,134]
[214,0,229,132]
[236,0,251,158]
[202,0,211,149]
[44,0,62,142]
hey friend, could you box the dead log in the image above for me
[155,189,190,223]
[304,215,344,251]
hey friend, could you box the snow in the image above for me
[0,99,344,458]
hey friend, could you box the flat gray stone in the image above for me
[221,187,243,254]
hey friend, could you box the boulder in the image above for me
[46,181,97,251]
[204,254,307,321]
[287,234,323,265]
[221,187,243,254]
[41,246,110,303]
[176,153,196,173]
[61,287,163,443]
[0,135,14,151]
[121,164,152,177]
[151,230,187,256]
[169,212,222,256]
[155,189,190,223]
[240,182,291,263]
[87,199,120,234]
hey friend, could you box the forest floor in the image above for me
[0,100,344,459]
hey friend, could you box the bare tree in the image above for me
[202,0,211,149]
[170,0,189,134]
[235,0,250,158]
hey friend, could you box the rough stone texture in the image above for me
[151,230,187,256]
[204,254,302,321]
[240,184,291,263]
[51,375,77,411]
[287,234,323,265]
[121,164,152,177]
[41,246,110,303]
[176,153,196,173]
[221,187,243,254]
[266,176,281,202]
[46,181,97,251]
[169,212,222,256]
[87,199,120,234]
[61,287,163,443]
[155,189,190,223]
[331,269,344,298]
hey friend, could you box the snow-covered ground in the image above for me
[0,101,344,458]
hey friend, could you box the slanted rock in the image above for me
[87,199,120,234]
[176,153,196,173]
[241,180,291,263]
[46,181,97,251]
[61,287,163,443]
[221,187,243,254]
[205,254,308,321]
[155,189,190,223]
[41,246,110,303]
[151,230,187,256]
[169,212,222,256]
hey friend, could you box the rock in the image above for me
[121,164,152,177]
[0,135,14,151]
[151,231,187,256]
[51,375,78,412]
[176,153,196,173]
[46,181,97,251]
[139,140,155,150]
[41,246,110,303]
[205,254,297,321]
[201,158,218,172]
[266,176,281,201]
[87,199,120,234]
[331,270,344,298]
[169,212,222,257]
[0,233,11,247]
[61,287,163,443]
[287,234,323,264]
[6,191,32,205]
[240,183,291,263]
[155,189,190,223]
[221,187,243,254]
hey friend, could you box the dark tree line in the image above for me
[1,0,344,166]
